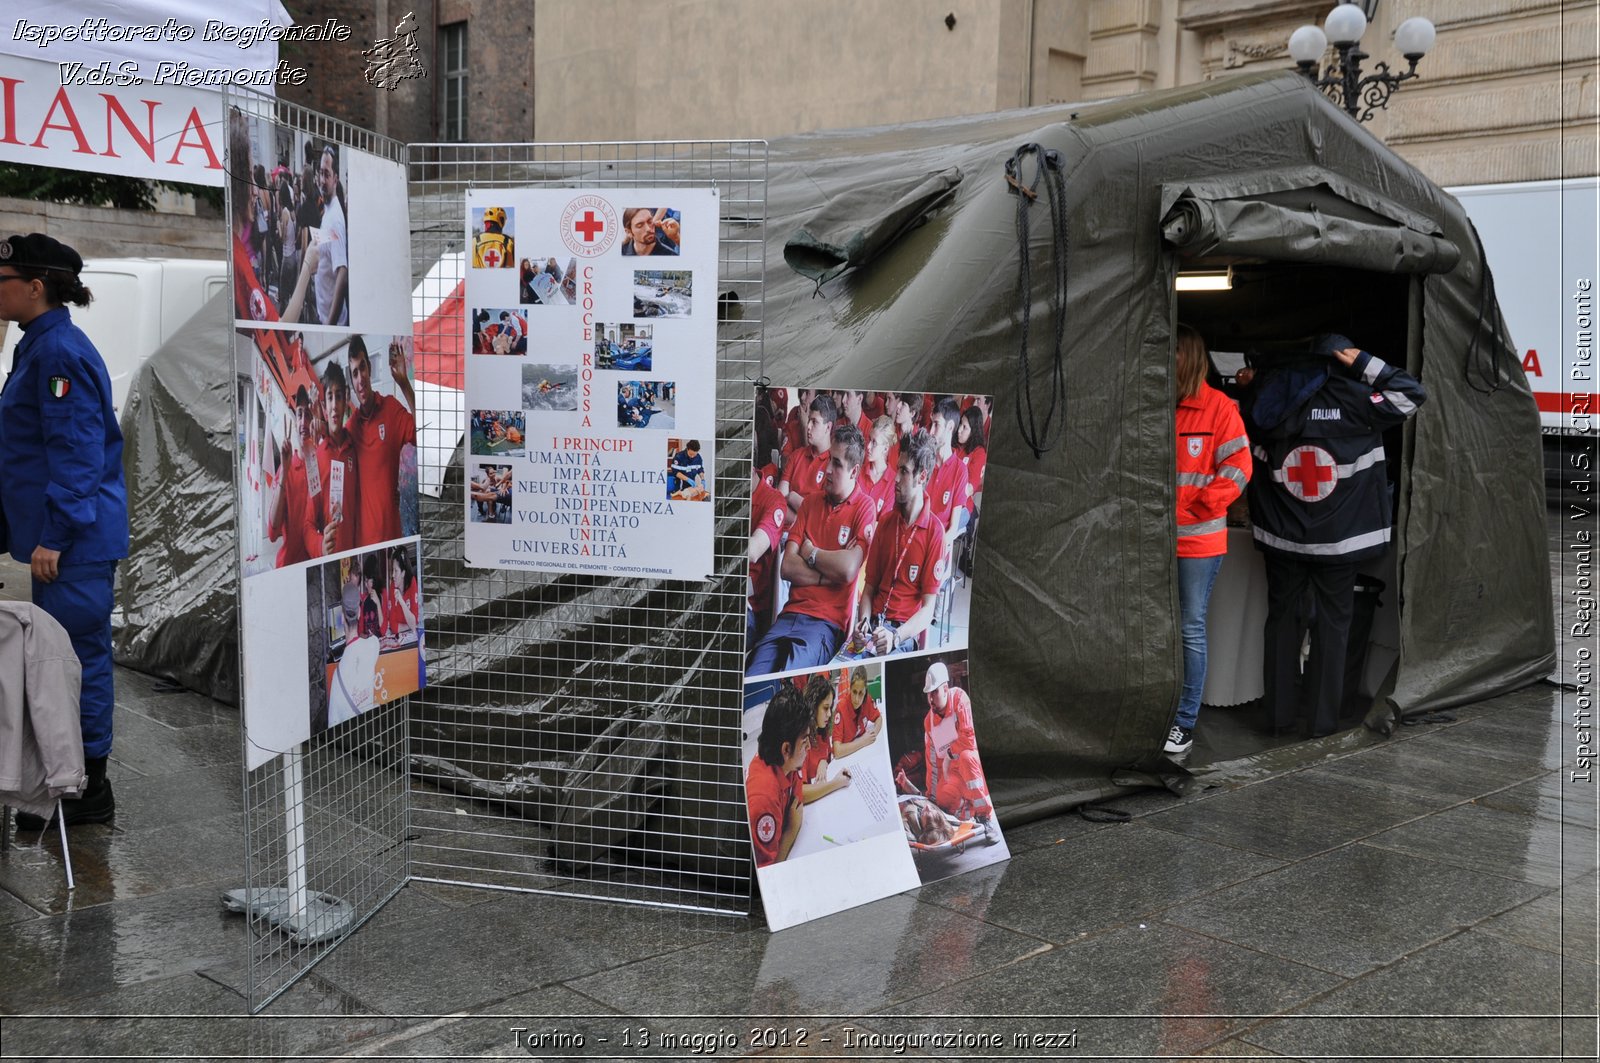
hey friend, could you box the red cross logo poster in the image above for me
[464,188,719,580]
[561,195,619,257]
[1281,444,1339,502]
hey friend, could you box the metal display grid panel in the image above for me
[227,90,411,1012]
[405,141,764,915]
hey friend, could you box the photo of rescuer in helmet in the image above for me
[886,654,1008,882]
[471,206,515,269]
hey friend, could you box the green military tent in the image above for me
[753,68,1553,818]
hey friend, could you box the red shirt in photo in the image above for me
[316,433,359,555]
[384,578,420,638]
[856,464,896,521]
[783,484,877,632]
[834,675,882,743]
[780,444,829,505]
[801,729,831,786]
[781,405,805,454]
[927,451,970,530]
[270,448,322,566]
[748,477,789,619]
[962,445,988,513]
[864,501,946,625]
[346,393,417,546]
[746,753,800,867]
[924,684,978,769]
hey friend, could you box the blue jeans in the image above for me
[1176,554,1223,730]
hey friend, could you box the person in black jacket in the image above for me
[1241,333,1426,738]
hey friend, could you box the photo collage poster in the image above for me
[743,387,1009,930]
[228,108,423,772]
[462,190,718,580]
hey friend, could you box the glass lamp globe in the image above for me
[1289,25,1329,64]
[1394,16,1436,58]
[1324,3,1368,46]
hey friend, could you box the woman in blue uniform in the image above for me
[0,233,128,828]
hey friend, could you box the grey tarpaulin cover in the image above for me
[114,291,239,703]
[115,71,1552,846]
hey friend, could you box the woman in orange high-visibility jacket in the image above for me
[1167,325,1252,755]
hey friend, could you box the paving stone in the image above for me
[1244,930,1581,1060]
[1143,768,1440,860]
[1164,843,1544,978]
[916,822,1282,942]
[1362,800,1596,888]
[568,893,1048,1018]
[313,888,745,1014]
[0,884,248,1013]
[1313,735,1548,803]
[0,813,242,914]
[873,923,1341,1059]
[1478,874,1600,960]
[1479,773,1600,830]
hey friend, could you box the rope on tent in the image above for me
[1005,143,1069,458]
[1463,218,1512,396]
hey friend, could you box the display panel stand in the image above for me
[404,140,767,916]
[221,750,356,944]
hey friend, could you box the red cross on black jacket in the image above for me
[1243,344,1427,565]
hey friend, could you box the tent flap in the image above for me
[1162,191,1461,274]
[783,166,963,284]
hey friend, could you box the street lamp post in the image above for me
[1288,3,1436,123]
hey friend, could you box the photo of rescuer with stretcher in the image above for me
[305,542,423,737]
[884,652,1009,883]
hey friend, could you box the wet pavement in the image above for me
[0,501,1595,1060]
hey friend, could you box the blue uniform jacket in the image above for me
[1243,336,1426,566]
[0,306,129,565]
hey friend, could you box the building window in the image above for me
[441,22,467,142]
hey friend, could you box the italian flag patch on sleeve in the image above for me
[48,376,70,398]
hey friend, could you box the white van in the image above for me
[0,257,227,415]
[1447,179,1598,483]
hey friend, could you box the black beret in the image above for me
[0,233,83,275]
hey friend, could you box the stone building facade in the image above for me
[280,0,1596,186]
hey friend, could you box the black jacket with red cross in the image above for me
[1242,339,1426,566]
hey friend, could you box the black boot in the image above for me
[14,756,115,830]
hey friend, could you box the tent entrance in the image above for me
[1172,260,1416,766]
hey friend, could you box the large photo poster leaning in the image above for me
[463,190,718,580]
[228,107,423,772]
[744,387,1009,931]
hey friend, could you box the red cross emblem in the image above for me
[574,210,604,242]
[1282,445,1338,502]
[561,196,618,256]
[482,248,501,268]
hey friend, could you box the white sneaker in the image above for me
[1164,725,1194,754]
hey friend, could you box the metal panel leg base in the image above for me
[221,887,357,945]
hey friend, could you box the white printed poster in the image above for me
[742,387,1010,931]
[229,109,423,771]
[463,189,719,580]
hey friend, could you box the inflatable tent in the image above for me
[116,70,1552,838]
[754,69,1553,818]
